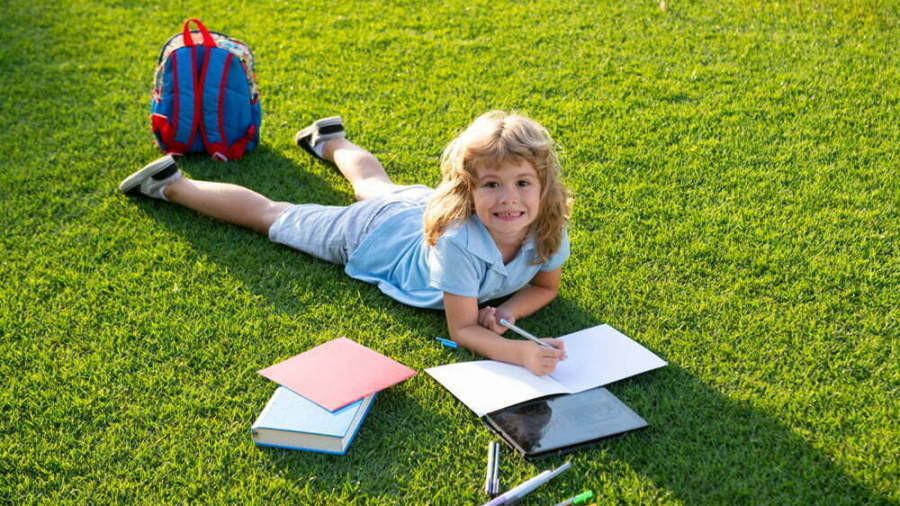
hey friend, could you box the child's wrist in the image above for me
[510,338,531,365]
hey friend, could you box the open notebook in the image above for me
[426,324,667,416]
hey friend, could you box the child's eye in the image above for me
[484,181,499,188]
[517,180,531,187]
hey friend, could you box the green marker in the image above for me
[551,490,593,506]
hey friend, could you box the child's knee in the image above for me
[352,179,395,201]
[258,202,290,234]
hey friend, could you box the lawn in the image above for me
[1,0,897,504]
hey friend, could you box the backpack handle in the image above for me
[182,18,217,47]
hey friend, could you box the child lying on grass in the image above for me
[120,111,571,375]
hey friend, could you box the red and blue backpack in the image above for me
[151,19,261,161]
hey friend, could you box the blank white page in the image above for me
[551,324,667,393]
[425,360,569,417]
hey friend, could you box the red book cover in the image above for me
[258,337,417,412]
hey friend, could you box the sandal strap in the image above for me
[318,124,344,135]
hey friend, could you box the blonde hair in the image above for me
[424,111,571,264]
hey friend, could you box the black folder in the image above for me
[483,387,647,459]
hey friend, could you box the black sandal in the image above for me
[294,116,345,161]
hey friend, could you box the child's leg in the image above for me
[322,138,397,201]
[164,178,291,235]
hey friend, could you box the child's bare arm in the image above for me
[478,268,562,335]
[444,292,564,376]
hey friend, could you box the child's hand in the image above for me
[522,338,566,376]
[477,306,515,335]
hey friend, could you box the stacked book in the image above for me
[252,337,417,455]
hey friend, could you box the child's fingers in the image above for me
[492,310,514,335]
[537,354,560,375]
[477,307,495,328]
[542,338,567,359]
[538,343,566,361]
[537,350,559,362]
[543,337,564,349]
[486,308,504,333]
[495,308,514,326]
[526,345,563,375]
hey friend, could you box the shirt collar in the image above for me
[462,216,536,274]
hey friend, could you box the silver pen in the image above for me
[484,441,496,496]
[499,319,553,349]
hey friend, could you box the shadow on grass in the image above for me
[133,152,887,505]
[536,298,885,505]
[131,145,396,317]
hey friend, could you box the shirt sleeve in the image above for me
[540,228,570,272]
[428,235,482,298]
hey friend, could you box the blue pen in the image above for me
[436,337,458,349]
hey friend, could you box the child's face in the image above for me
[472,159,542,244]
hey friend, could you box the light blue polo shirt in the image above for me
[345,205,569,310]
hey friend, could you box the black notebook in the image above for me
[483,387,647,459]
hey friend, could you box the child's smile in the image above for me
[493,210,527,220]
[473,159,542,252]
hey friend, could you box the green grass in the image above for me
[1,0,897,504]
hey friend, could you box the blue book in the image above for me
[251,386,377,455]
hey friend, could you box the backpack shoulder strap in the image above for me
[151,50,191,155]
[199,49,232,161]
[160,19,217,155]
[199,50,257,161]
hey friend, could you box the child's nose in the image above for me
[499,185,518,203]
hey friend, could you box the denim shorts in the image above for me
[268,184,433,265]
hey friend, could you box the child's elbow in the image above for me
[538,283,560,299]
[445,321,469,343]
